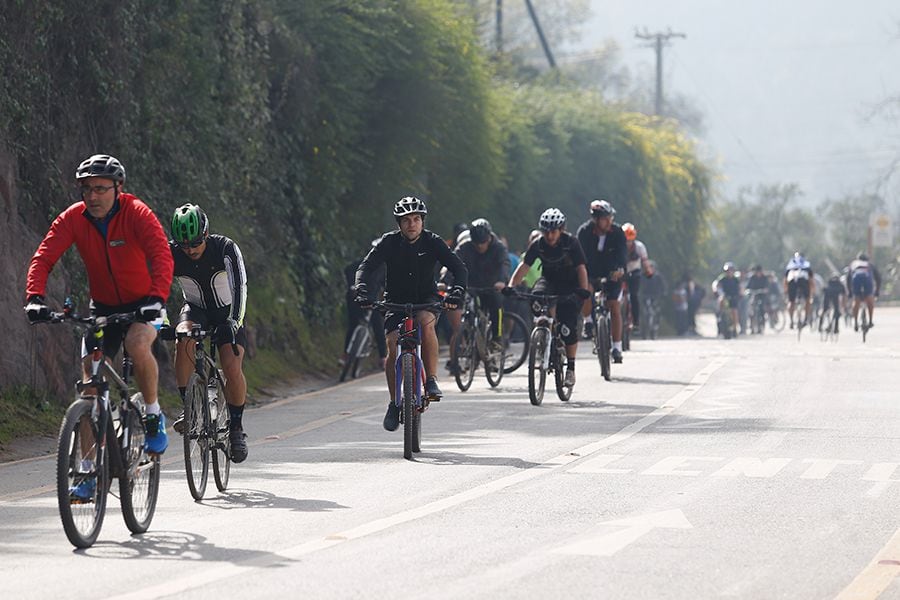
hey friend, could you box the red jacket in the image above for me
[26,193,174,306]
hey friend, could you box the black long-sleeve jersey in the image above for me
[575,220,627,280]
[356,230,468,303]
[170,234,247,324]
[454,233,510,288]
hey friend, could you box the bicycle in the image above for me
[591,280,612,381]
[500,308,530,374]
[641,296,661,340]
[818,304,840,342]
[620,281,632,351]
[36,301,160,548]
[340,310,374,382]
[857,307,872,343]
[512,291,575,405]
[717,295,737,339]
[747,290,768,335]
[794,299,811,341]
[164,325,236,500]
[453,288,513,391]
[374,300,445,459]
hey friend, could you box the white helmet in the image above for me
[393,196,427,221]
[539,208,566,232]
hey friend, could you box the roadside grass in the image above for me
[0,385,66,446]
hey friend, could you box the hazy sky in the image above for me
[576,0,900,205]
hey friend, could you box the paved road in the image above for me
[2,308,900,599]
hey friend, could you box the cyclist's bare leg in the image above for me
[865,295,875,324]
[608,299,622,342]
[566,343,577,360]
[220,344,246,407]
[124,322,159,407]
[418,312,439,378]
[385,330,399,402]
[851,297,861,323]
[174,320,196,388]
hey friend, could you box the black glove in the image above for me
[223,317,240,340]
[445,285,465,308]
[574,288,591,300]
[137,296,165,321]
[501,286,516,297]
[354,283,373,308]
[24,294,51,322]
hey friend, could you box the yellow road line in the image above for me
[836,527,900,599]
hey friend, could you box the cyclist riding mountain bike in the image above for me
[822,272,847,333]
[847,252,881,331]
[713,263,741,337]
[784,252,815,329]
[25,154,173,479]
[169,204,251,463]
[576,200,627,363]
[446,218,510,374]
[343,240,387,370]
[640,260,666,328]
[506,208,590,386]
[622,222,650,333]
[355,196,468,431]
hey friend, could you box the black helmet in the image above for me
[75,154,126,182]
[469,218,492,244]
[857,252,869,261]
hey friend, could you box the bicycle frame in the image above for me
[394,315,427,411]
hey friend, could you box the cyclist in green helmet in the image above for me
[169,204,250,463]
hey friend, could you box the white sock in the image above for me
[584,315,593,324]
[80,459,94,472]
[613,341,623,351]
[145,402,161,415]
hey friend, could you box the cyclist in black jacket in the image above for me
[169,204,250,463]
[355,197,468,432]
[575,200,627,363]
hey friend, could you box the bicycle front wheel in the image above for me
[119,395,159,534]
[501,311,529,373]
[211,377,231,491]
[183,374,209,500]
[528,327,549,406]
[57,398,108,548]
[485,329,506,388]
[453,324,477,392]
[597,316,611,381]
[554,341,572,402]
[402,353,417,460]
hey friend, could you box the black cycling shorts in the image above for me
[532,278,581,346]
[179,303,248,349]
[383,295,442,335]
[85,299,149,358]
[787,279,810,303]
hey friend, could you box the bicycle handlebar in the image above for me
[371,300,446,315]
[36,310,139,327]
[161,324,240,356]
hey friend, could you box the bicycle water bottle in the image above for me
[208,383,218,421]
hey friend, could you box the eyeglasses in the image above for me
[80,184,116,195]
[178,237,206,249]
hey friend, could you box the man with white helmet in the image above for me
[783,251,815,329]
[622,222,650,334]
[505,208,590,387]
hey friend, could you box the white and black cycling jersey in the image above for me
[170,234,247,324]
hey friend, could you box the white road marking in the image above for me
[641,456,725,476]
[711,457,792,478]
[800,459,863,480]
[568,453,632,474]
[552,509,693,557]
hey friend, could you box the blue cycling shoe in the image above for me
[69,477,96,503]
[144,413,168,454]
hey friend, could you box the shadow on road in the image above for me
[411,451,541,469]
[199,488,348,513]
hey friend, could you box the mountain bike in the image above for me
[164,325,236,500]
[500,305,530,375]
[340,310,373,382]
[452,288,508,390]
[374,300,445,459]
[36,302,160,548]
[591,280,612,381]
[513,291,574,405]
[747,290,768,335]
[642,296,661,340]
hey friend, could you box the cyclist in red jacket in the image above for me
[24,154,174,466]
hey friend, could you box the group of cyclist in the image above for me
[23,154,251,503]
[712,251,882,338]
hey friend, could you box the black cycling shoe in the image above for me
[383,402,400,431]
[447,361,461,376]
[612,348,623,363]
[229,429,248,463]
[172,411,185,435]
[425,377,443,401]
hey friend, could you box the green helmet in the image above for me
[171,203,209,245]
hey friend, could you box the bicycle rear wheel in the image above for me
[528,327,549,406]
[340,325,364,382]
[57,398,108,548]
[402,353,417,460]
[501,311,529,374]
[596,317,611,381]
[211,377,231,491]
[485,329,506,388]
[554,341,572,402]
[183,373,209,500]
[453,324,477,392]
[119,395,159,533]
[861,310,869,343]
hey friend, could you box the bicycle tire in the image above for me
[339,325,364,382]
[183,373,209,500]
[597,317,611,381]
[622,305,631,350]
[402,353,416,460]
[119,396,159,534]
[211,377,231,491]
[528,327,549,406]
[453,324,477,392]
[484,328,506,388]
[861,310,869,343]
[554,341,572,402]
[501,311,529,374]
[57,398,108,548]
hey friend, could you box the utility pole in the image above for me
[524,0,556,68]
[496,0,503,54]
[635,28,686,115]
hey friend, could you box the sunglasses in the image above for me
[178,237,206,249]
[80,184,116,195]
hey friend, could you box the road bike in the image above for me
[163,325,235,500]
[818,303,840,342]
[513,291,574,405]
[340,310,374,382]
[641,296,661,340]
[374,300,445,459]
[857,307,872,343]
[591,280,612,381]
[453,288,515,391]
[794,299,811,341]
[747,290,768,335]
[37,302,160,548]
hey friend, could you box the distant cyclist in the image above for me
[784,251,814,328]
[355,197,467,431]
[821,272,847,333]
[713,262,741,337]
[621,222,649,334]
[847,252,881,331]
[576,200,627,363]
[506,208,590,386]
